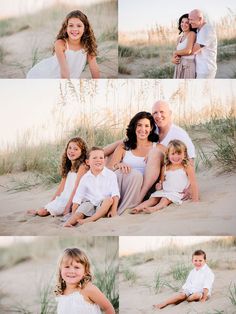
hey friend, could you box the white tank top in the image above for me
[176,36,194,60]
[122,143,157,175]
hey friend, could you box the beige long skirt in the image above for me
[116,169,143,215]
[173,58,196,79]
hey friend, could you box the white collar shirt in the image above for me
[182,264,215,295]
[73,167,120,206]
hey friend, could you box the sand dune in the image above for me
[120,248,236,314]
[0,168,235,236]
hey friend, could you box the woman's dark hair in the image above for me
[178,13,197,34]
[123,111,158,150]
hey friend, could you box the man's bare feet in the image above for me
[27,209,37,216]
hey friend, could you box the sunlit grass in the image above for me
[0,237,118,312]
[119,10,236,78]
[228,282,236,305]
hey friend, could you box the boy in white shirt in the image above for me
[64,147,120,227]
[154,249,215,309]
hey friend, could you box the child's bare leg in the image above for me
[186,293,202,302]
[78,197,113,224]
[27,208,49,216]
[153,292,187,309]
[63,212,84,227]
[143,197,171,214]
[107,196,119,217]
[71,203,79,215]
[130,197,158,214]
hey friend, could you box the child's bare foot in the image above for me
[153,302,166,309]
[143,206,160,214]
[78,217,95,224]
[129,207,143,214]
[63,222,74,228]
[27,209,37,216]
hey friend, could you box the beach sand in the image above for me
[0,167,235,236]
[119,247,236,314]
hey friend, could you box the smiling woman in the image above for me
[107,111,164,214]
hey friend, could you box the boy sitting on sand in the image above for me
[64,147,120,227]
[154,249,215,309]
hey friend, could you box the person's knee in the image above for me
[37,208,49,216]
[187,293,201,302]
[129,169,143,182]
[103,197,113,206]
[179,293,187,300]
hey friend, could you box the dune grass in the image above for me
[94,250,119,310]
[228,282,236,305]
[0,236,118,312]
[119,10,236,78]
[121,267,138,285]
[143,64,174,78]
[196,115,236,172]
[0,1,117,78]
[153,272,165,293]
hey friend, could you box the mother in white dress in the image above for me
[107,111,165,214]
[172,13,197,78]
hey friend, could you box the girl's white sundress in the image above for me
[26,41,87,78]
[44,171,77,216]
[151,167,189,204]
[56,291,102,314]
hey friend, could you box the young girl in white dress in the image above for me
[27,10,100,79]
[55,248,115,314]
[27,137,88,217]
[132,139,199,213]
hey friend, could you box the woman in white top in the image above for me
[172,14,197,78]
[108,111,165,214]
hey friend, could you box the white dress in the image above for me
[56,291,102,314]
[151,167,189,204]
[44,171,77,216]
[26,41,87,78]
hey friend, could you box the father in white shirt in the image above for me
[189,9,217,78]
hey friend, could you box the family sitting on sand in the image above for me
[27,100,199,226]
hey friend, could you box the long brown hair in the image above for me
[54,10,97,56]
[61,137,88,178]
[54,248,92,295]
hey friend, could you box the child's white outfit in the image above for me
[182,264,215,296]
[56,291,101,314]
[44,171,77,216]
[150,166,189,204]
[73,167,120,216]
[26,41,87,78]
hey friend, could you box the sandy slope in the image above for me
[0,2,118,79]
[0,168,235,236]
[120,249,236,314]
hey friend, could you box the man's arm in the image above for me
[192,43,204,54]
